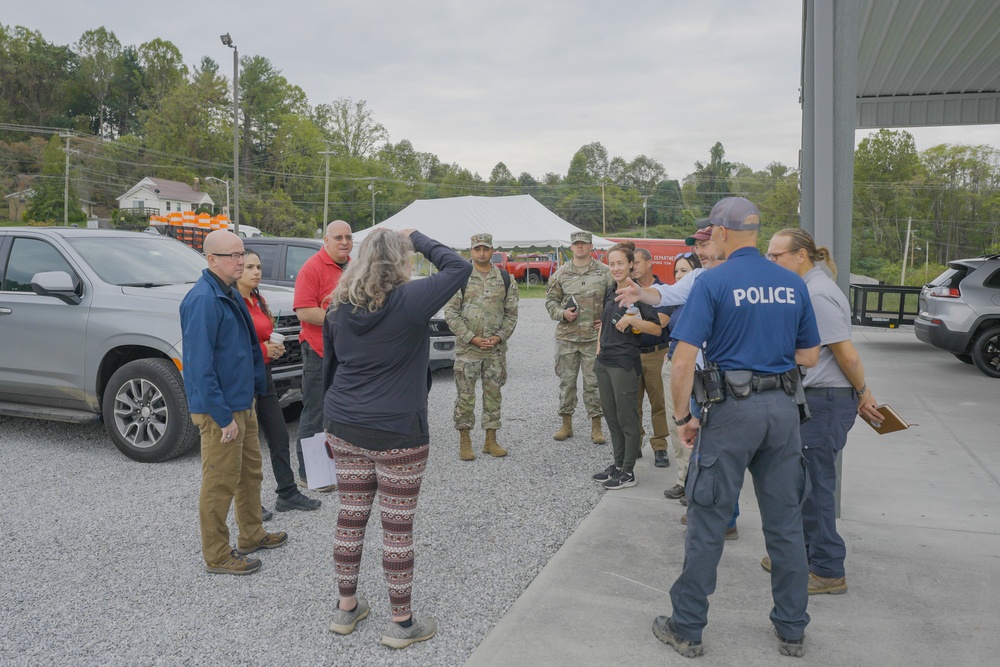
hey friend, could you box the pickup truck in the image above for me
[492,251,557,285]
[0,227,302,462]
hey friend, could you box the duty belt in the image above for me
[639,342,668,354]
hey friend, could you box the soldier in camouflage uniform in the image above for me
[444,233,519,461]
[545,230,615,444]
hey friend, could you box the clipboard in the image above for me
[865,404,911,435]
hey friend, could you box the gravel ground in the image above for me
[0,299,651,667]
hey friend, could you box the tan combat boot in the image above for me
[553,415,573,441]
[591,416,606,444]
[459,429,475,461]
[483,429,508,457]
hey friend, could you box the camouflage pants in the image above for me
[453,353,507,430]
[554,339,602,418]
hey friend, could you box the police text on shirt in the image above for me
[732,286,796,307]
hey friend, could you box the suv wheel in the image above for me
[102,358,200,462]
[971,326,1000,378]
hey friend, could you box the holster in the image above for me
[782,366,812,424]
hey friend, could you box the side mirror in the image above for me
[31,271,81,305]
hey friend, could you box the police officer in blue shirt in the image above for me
[650,197,821,659]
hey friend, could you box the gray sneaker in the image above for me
[380,614,437,649]
[329,598,370,635]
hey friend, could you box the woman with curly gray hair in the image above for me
[321,228,471,648]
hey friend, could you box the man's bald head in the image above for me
[323,220,354,263]
[203,230,246,284]
[203,229,242,255]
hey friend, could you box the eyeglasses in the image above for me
[211,251,248,260]
[326,234,353,242]
[765,250,795,262]
[674,252,694,260]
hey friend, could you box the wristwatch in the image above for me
[673,413,693,426]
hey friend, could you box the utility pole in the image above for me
[641,194,651,238]
[900,217,912,285]
[368,178,381,226]
[601,182,606,236]
[62,133,71,225]
[319,148,334,224]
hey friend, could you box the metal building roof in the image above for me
[856,0,1000,128]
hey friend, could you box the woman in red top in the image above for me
[236,250,321,515]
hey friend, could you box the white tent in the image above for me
[352,195,613,250]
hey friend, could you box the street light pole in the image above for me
[221,33,239,236]
[205,176,230,216]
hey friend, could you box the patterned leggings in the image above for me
[326,435,429,618]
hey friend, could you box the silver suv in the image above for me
[914,255,1000,378]
[0,227,302,461]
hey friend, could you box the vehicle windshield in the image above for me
[67,235,205,285]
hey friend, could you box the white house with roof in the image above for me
[116,177,214,216]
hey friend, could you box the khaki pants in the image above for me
[662,356,691,486]
[192,406,265,564]
[638,346,669,452]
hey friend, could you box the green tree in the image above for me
[24,135,86,223]
[688,142,734,214]
[74,27,122,137]
[108,45,144,137]
[0,25,77,127]
[314,97,389,160]
[138,38,187,110]
[853,129,921,264]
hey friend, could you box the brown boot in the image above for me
[591,416,606,444]
[459,429,475,461]
[483,429,507,457]
[553,415,573,441]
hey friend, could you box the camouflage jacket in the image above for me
[545,259,614,342]
[444,265,520,358]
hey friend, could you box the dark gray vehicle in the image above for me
[914,254,1000,378]
[0,227,302,461]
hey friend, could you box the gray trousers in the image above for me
[669,389,810,642]
[594,359,641,473]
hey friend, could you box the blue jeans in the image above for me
[801,388,857,578]
[296,341,324,480]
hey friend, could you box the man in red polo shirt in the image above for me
[293,220,353,490]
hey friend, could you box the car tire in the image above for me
[102,358,200,462]
[527,272,541,286]
[953,353,974,364]
[971,326,1000,378]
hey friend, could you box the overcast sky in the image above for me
[6,0,996,181]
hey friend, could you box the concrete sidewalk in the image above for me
[467,329,1000,666]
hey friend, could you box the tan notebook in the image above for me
[866,404,911,435]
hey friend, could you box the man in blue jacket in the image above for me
[181,229,287,575]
